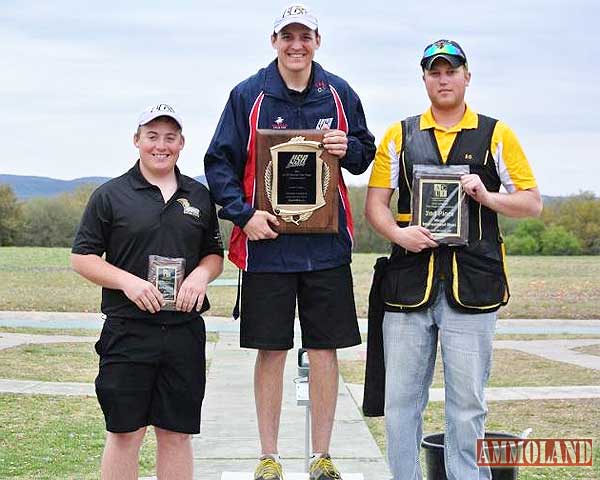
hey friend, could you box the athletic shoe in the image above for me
[254,455,284,480]
[309,454,342,480]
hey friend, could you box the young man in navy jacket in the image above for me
[204,4,375,479]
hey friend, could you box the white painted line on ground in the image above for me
[346,383,600,406]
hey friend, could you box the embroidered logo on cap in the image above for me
[282,5,308,18]
[150,104,176,114]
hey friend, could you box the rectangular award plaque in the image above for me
[147,255,186,311]
[411,165,469,245]
[255,129,339,234]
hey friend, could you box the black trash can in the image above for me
[421,432,521,480]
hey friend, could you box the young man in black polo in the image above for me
[71,104,223,480]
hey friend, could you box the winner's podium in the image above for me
[196,332,388,480]
[222,474,364,479]
[220,349,364,480]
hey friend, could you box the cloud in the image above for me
[0,0,598,196]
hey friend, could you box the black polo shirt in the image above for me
[72,161,224,325]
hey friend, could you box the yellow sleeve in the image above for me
[368,122,403,189]
[490,121,537,192]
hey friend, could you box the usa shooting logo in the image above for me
[316,118,333,129]
[272,116,288,129]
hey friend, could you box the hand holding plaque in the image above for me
[410,165,469,246]
[147,255,186,311]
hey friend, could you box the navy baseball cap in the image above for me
[421,39,467,70]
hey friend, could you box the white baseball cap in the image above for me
[137,103,183,129]
[273,4,318,34]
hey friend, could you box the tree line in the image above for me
[0,183,598,255]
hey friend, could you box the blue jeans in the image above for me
[383,288,496,480]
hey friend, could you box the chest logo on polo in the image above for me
[272,116,288,129]
[316,117,333,129]
[176,198,200,219]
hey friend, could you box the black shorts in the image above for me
[240,264,361,350]
[94,317,206,434]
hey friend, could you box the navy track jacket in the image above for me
[204,60,375,272]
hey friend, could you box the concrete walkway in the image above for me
[2,311,600,335]
[0,332,96,350]
[494,339,600,370]
[5,375,599,404]
[2,315,600,479]
[0,378,95,396]
[192,333,389,479]
[346,384,600,407]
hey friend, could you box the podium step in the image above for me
[222,473,364,480]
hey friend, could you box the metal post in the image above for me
[296,348,311,473]
[305,405,311,472]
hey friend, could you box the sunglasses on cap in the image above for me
[421,39,467,68]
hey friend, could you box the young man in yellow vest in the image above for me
[364,39,542,480]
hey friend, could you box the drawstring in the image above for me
[232,268,242,320]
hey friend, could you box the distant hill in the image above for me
[0,174,207,200]
[541,195,566,204]
[0,174,582,203]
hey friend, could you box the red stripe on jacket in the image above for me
[329,85,353,244]
[228,92,265,270]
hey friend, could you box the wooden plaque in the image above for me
[255,129,339,234]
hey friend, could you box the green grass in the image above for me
[340,348,600,388]
[0,333,219,383]
[365,399,600,479]
[0,247,71,270]
[0,246,240,315]
[0,394,157,479]
[352,253,600,319]
[1,247,600,318]
[501,256,600,319]
[0,343,97,383]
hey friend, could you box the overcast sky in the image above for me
[1,0,597,196]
